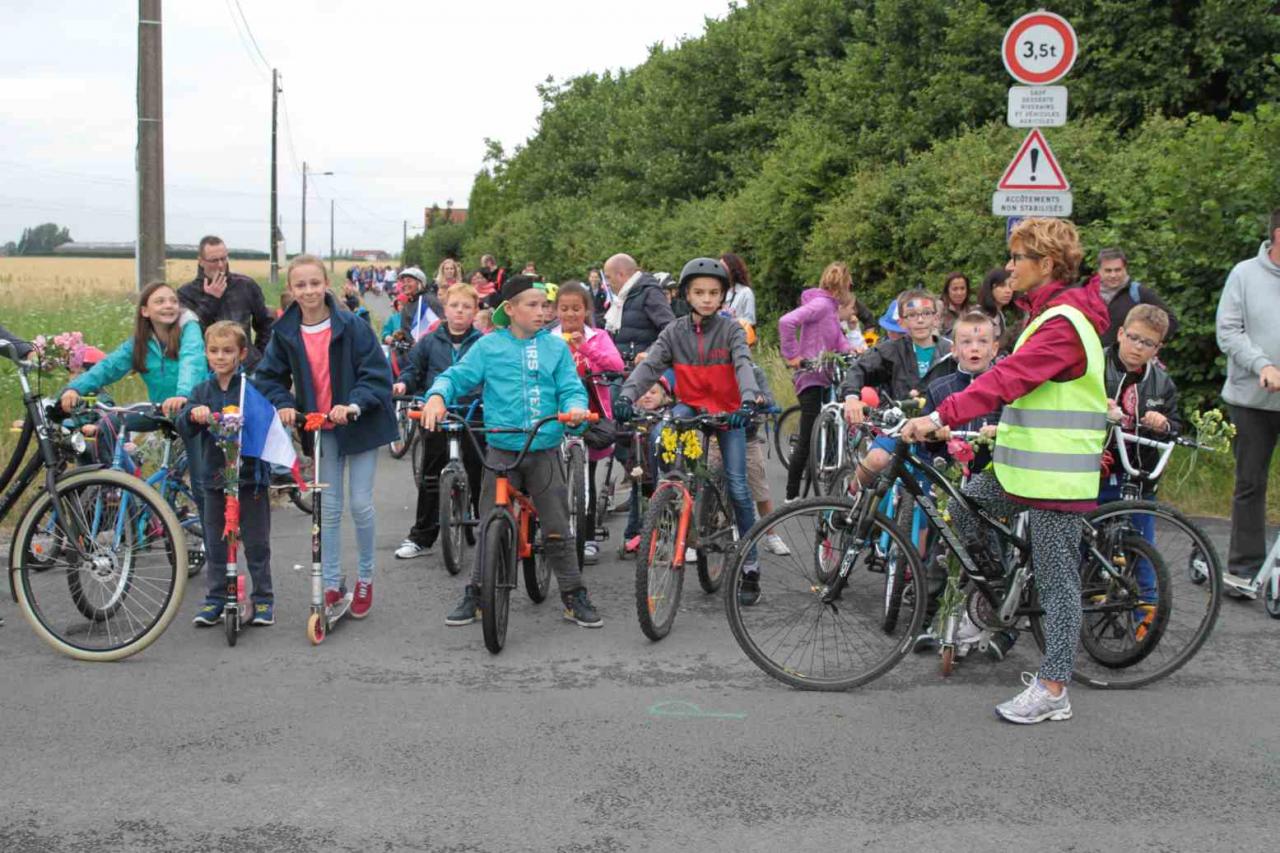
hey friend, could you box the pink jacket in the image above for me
[556,325,624,460]
[778,288,853,394]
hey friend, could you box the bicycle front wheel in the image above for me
[439,468,469,576]
[635,488,685,640]
[478,512,516,654]
[725,497,925,690]
[567,443,588,571]
[11,468,187,661]
[1032,500,1223,689]
[809,408,844,496]
[389,402,413,458]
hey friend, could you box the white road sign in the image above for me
[1008,86,1068,127]
[992,191,1073,217]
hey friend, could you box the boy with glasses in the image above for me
[841,289,953,487]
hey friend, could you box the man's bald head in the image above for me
[604,254,638,289]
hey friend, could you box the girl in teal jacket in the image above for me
[61,282,207,413]
[59,281,210,513]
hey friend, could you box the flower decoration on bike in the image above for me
[30,331,90,374]
[208,406,243,536]
[862,328,880,349]
[1187,408,1236,453]
[659,427,704,467]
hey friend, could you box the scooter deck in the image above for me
[324,592,354,628]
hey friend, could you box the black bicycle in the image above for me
[723,397,1222,691]
[0,339,188,660]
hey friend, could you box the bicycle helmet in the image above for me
[678,257,730,293]
[397,266,427,286]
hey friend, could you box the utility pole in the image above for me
[402,219,408,260]
[329,199,335,273]
[136,0,165,291]
[270,69,280,286]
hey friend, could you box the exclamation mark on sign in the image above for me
[1029,148,1039,182]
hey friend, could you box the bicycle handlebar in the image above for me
[440,411,600,474]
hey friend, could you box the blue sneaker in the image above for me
[250,601,275,626]
[192,599,224,626]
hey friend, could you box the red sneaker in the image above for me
[324,587,345,608]
[351,580,373,619]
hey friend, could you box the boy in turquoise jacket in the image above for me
[420,275,601,629]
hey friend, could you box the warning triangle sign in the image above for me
[998,129,1069,191]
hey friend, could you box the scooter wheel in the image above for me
[940,645,956,678]
[307,612,325,645]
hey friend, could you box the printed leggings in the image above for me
[949,472,1083,683]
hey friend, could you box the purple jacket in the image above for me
[779,288,853,394]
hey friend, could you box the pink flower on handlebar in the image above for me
[946,436,975,465]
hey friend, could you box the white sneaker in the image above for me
[761,533,792,556]
[395,539,429,560]
[953,611,983,645]
[995,672,1072,724]
[583,541,599,565]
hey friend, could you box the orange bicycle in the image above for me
[441,411,598,653]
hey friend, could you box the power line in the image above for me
[222,0,268,79]
[232,0,273,72]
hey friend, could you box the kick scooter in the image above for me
[304,413,352,644]
[209,409,251,646]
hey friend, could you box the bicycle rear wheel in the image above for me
[523,513,551,603]
[725,497,925,690]
[694,480,734,593]
[773,404,802,470]
[635,488,685,640]
[439,468,469,576]
[478,512,515,654]
[11,468,187,661]
[389,402,413,458]
[1031,500,1223,689]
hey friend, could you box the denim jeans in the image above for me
[201,485,273,602]
[672,404,758,565]
[318,430,378,589]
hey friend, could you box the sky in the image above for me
[0,0,734,255]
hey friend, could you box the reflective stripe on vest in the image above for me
[993,303,1106,500]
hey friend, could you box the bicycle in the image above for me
[632,410,746,641]
[1,339,187,660]
[442,411,597,654]
[80,399,206,579]
[386,332,417,460]
[723,397,1223,691]
[798,353,863,496]
[405,399,483,576]
[561,412,590,572]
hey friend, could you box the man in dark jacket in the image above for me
[603,253,676,360]
[1096,247,1179,347]
[177,236,273,369]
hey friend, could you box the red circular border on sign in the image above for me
[1003,13,1077,84]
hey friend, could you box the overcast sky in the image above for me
[0,0,733,254]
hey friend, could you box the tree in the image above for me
[16,223,73,255]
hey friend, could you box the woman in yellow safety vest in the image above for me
[900,217,1110,725]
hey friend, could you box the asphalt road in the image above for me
[2,299,1276,852]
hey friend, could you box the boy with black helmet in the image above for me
[615,257,766,605]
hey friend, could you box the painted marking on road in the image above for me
[647,700,746,720]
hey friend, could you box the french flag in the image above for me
[239,377,306,488]
[410,298,439,341]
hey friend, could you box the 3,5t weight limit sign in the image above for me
[1002,12,1078,85]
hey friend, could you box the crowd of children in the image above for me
[37,218,1201,727]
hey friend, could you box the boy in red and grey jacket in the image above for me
[616,257,766,605]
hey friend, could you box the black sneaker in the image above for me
[738,573,762,607]
[445,585,480,626]
[562,588,603,628]
[912,632,938,654]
